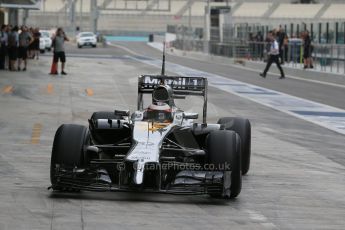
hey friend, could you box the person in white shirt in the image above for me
[260,31,285,79]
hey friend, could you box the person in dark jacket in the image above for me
[32,28,41,60]
[8,26,19,71]
[283,34,289,63]
[255,31,264,60]
[0,24,8,70]
[277,26,286,64]
[303,30,314,69]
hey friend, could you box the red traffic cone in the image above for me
[50,57,58,74]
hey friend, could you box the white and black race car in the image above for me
[49,54,251,199]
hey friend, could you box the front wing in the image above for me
[50,165,231,197]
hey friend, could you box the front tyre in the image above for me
[207,130,242,198]
[50,124,90,190]
[218,117,251,175]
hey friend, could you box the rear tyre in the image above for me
[218,117,251,175]
[207,130,242,198]
[78,44,82,48]
[50,124,90,190]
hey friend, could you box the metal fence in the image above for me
[171,39,345,74]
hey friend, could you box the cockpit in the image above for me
[144,102,173,123]
[143,84,175,123]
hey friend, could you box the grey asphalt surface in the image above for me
[0,42,344,230]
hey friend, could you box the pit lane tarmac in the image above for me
[0,43,344,230]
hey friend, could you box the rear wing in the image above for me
[137,75,208,123]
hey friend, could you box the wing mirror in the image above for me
[183,113,198,120]
[173,95,186,99]
[86,146,99,160]
[114,110,130,117]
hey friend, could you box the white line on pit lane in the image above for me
[107,42,139,56]
[128,55,345,136]
[147,42,345,90]
[245,210,278,229]
[230,62,345,89]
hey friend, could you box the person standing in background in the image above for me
[248,33,255,60]
[28,27,34,58]
[18,26,33,71]
[283,34,289,63]
[264,30,273,62]
[52,28,69,75]
[260,31,285,79]
[32,28,41,60]
[277,26,286,64]
[303,30,314,69]
[7,26,19,71]
[255,31,264,60]
[0,25,8,70]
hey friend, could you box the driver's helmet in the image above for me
[145,102,173,123]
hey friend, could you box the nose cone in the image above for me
[133,161,145,185]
